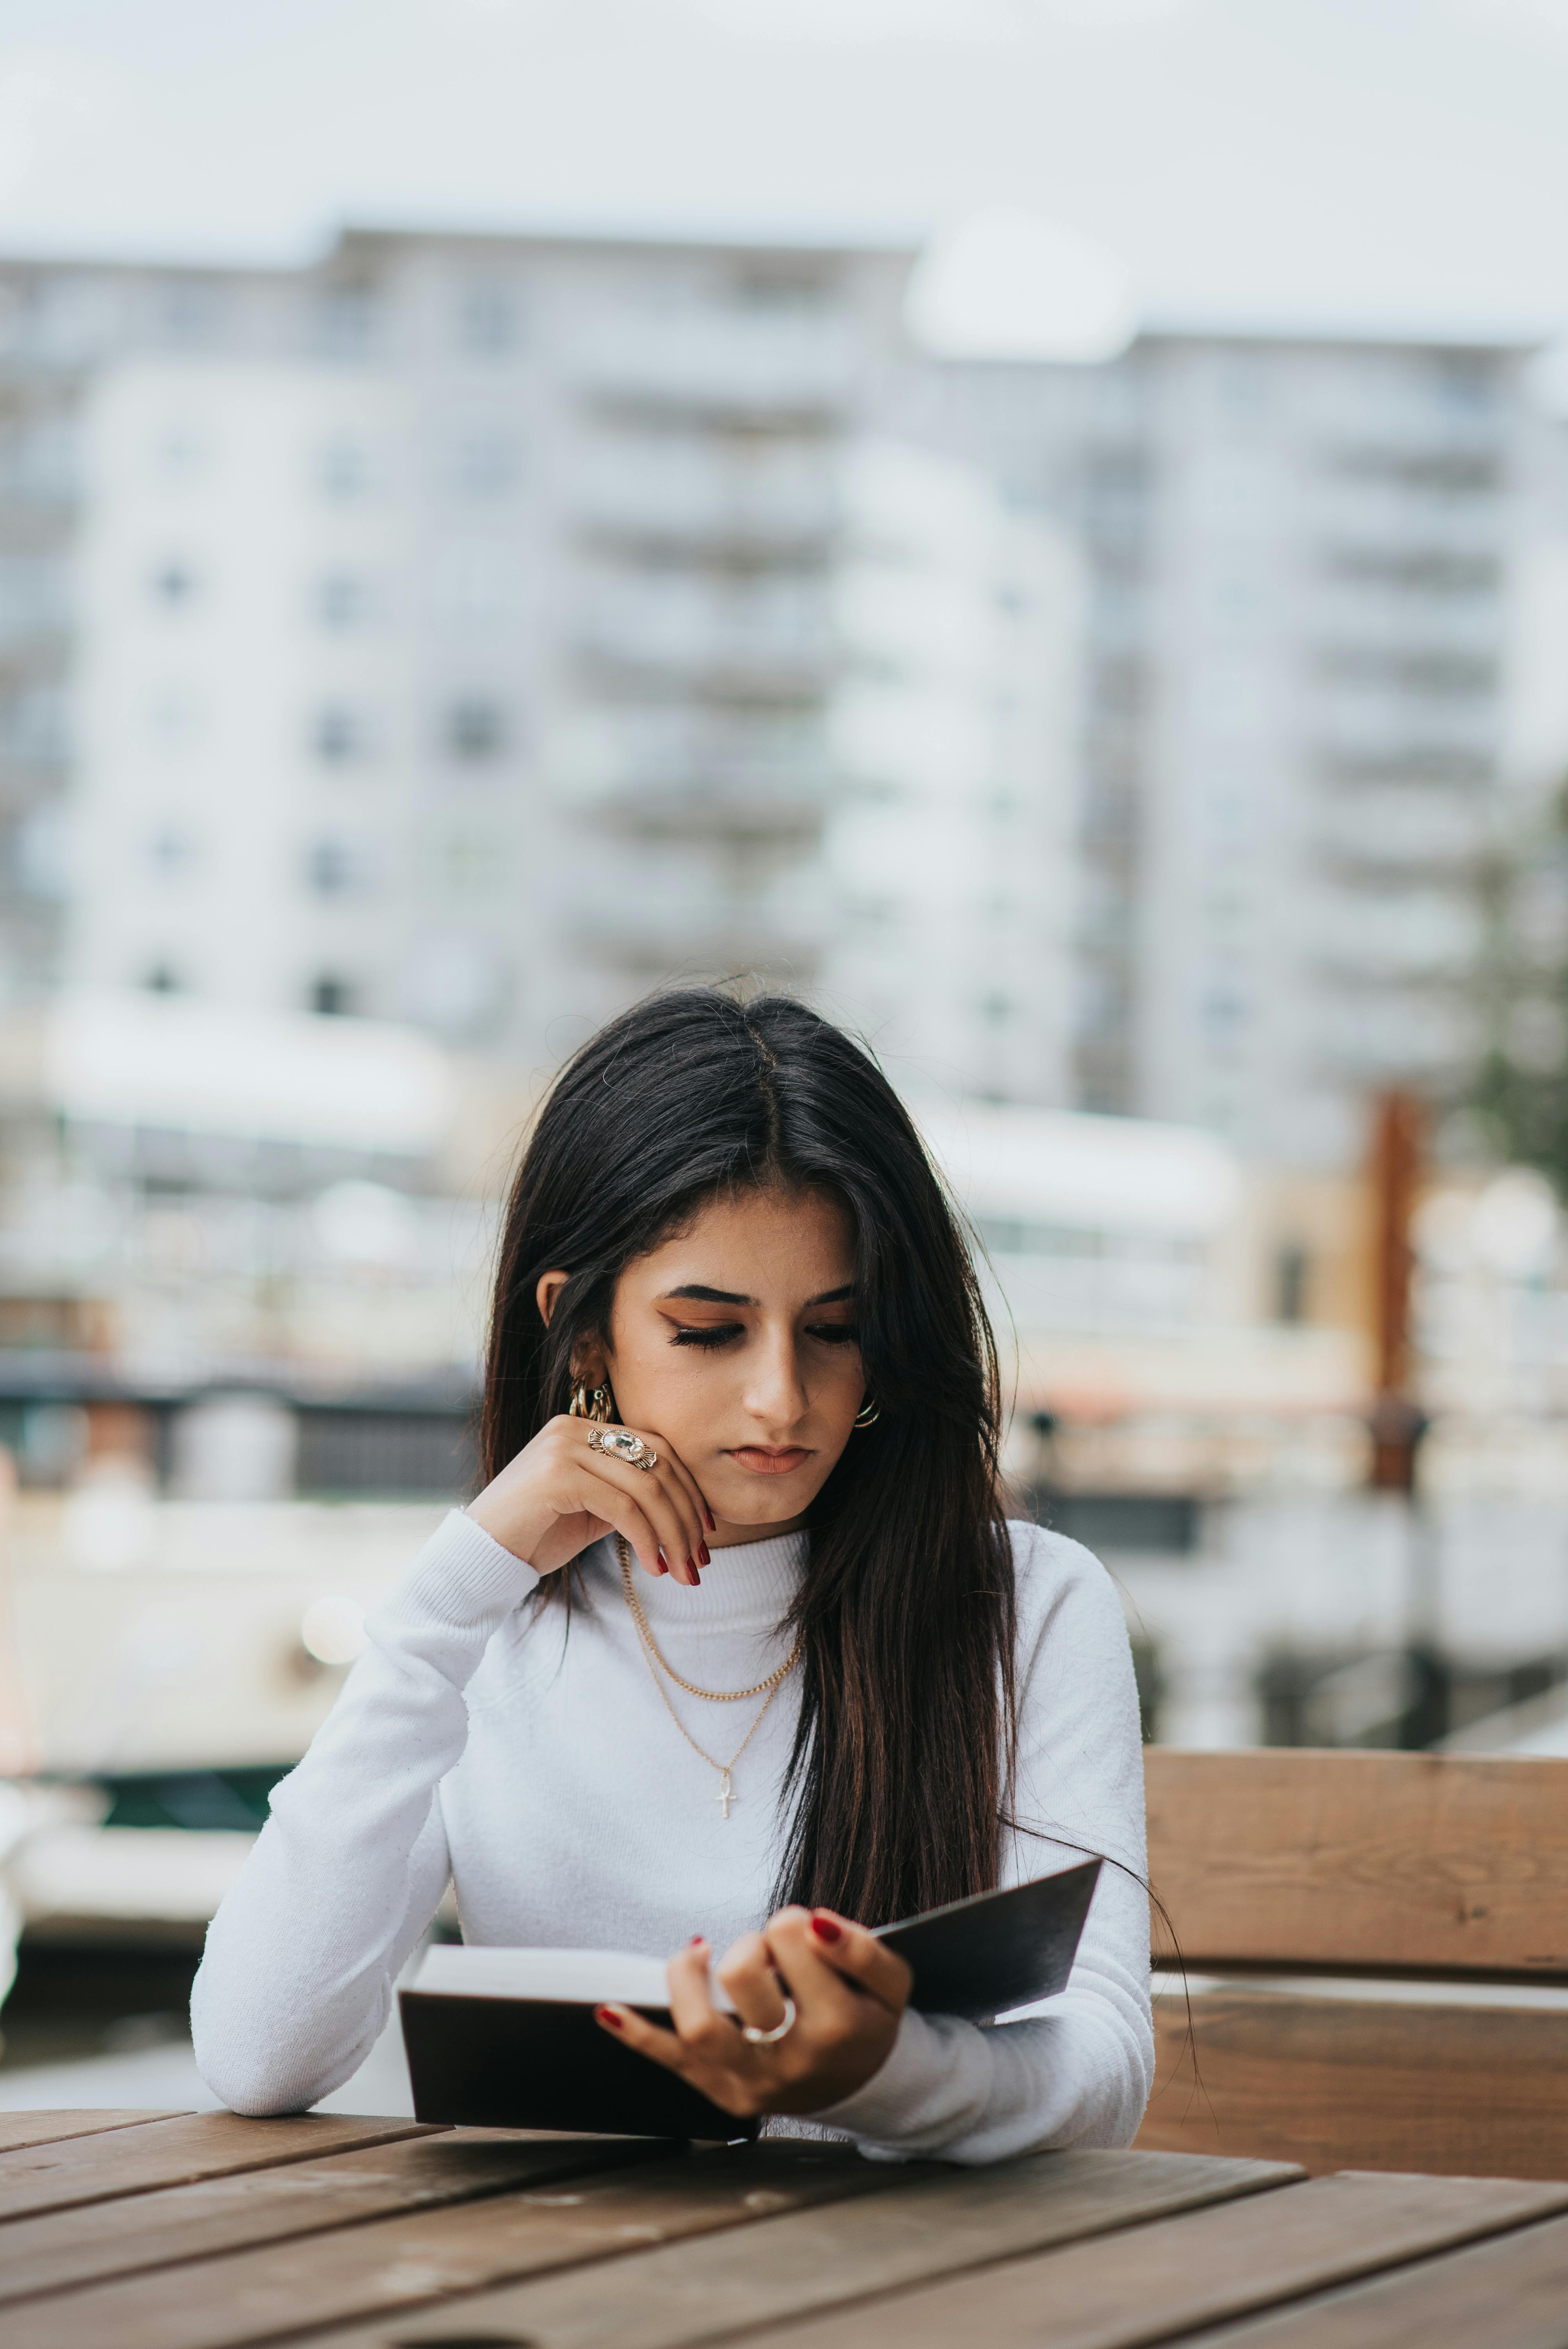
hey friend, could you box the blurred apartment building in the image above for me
[0,226,1528,1170]
[0,235,1077,1125]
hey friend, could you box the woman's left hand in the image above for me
[595,1906,912,2119]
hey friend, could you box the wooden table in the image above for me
[3,2109,1568,2348]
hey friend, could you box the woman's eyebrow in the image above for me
[658,1283,855,1307]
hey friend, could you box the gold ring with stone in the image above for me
[588,1426,659,1472]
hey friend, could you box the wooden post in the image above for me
[1367,1090,1427,1495]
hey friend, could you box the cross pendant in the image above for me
[716,1771,733,1820]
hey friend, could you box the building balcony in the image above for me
[574,579,840,689]
[571,315,859,422]
[574,453,843,552]
[1313,989,1484,1080]
[1310,792,1493,880]
[1307,889,1485,986]
[566,882,826,983]
[558,704,833,837]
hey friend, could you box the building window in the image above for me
[317,572,371,630]
[432,544,513,631]
[311,974,355,1016]
[147,826,195,878]
[144,963,183,993]
[317,284,381,358]
[445,697,508,762]
[151,560,199,607]
[153,425,207,481]
[458,283,519,356]
[306,838,362,897]
[159,280,226,348]
[442,831,506,893]
[318,438,373,501]
[450,429,517,499]
[314,705,371,763]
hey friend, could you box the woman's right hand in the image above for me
[466,1416,714,1586]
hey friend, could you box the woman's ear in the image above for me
[535,1270,608,1389]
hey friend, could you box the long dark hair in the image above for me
[480,987,1016,1927]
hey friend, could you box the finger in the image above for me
[565,1469,670,1582]
[649,1439,716,1544]
[584,1440,704,1584]
[780,1906,913,2015]
[665,1937,738,2045]
[595,2003,690,2073]
[573,1446,700,1581]
[715,1931,791,2034]
[757,1907,864,2031]
[641,1450,707,1580]
[597,2002,755,2119]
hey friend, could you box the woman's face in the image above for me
[584,1183,864,1545]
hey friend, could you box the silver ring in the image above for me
[588,1426,659,1472]
[740,1995,797,2047]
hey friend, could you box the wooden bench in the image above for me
[1137,1747,1568,2180]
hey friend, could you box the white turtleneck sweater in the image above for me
[192,1511,1153,2162]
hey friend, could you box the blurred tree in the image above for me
[1472,776,1568,1195]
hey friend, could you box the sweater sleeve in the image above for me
[816,1527,1154,2164]
[190,1509,536,2115]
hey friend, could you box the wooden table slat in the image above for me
[306,2146,1299,2349]
[0,2110,440,2224]
[671,2170,1568,2349]
[0,2128,664,2306]
[0,2140,903,2349]
[1174,2207,1568,2349]
[0,2110,188,2157]
[5,2109,1563,2349]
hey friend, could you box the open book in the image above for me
[398,1855,1101,2139]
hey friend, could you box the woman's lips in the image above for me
[727,1446,810,1476]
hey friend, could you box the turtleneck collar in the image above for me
[582,1527,807,1635]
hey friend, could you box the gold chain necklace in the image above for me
[615,1535,802,1700]
[616,1533,802,1821]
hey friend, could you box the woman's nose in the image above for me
[745,1331,808,1427]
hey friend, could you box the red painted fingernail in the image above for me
[811,1912,843,1944]
[596,2005,624,2030]
[688,1934,707,1948]
[699,1542,711,1566]
[704,1508,716,1533]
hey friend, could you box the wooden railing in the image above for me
[1137,1748,1568,2179]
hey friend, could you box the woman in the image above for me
[193,989,1153,2159]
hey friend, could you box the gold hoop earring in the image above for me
[569,1382,612,1424]
[853,1397,880,1429]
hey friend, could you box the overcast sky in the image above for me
[4,0,1568,338]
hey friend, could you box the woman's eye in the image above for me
[806,1324,859,1346]
[670,1324,743,1349]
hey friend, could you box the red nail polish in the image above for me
[811,1912,843,1944]
[698,1542,711,1567]
[704,1508,716,1533]
[688,1934,707,1948]
[596,2004,624,2030]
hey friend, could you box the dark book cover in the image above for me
[399,1854,1103,2137]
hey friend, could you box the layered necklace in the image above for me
[615,1533,802,1823]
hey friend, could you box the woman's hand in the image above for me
[466,1415,715,1585]
[595,1907,912,2118]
